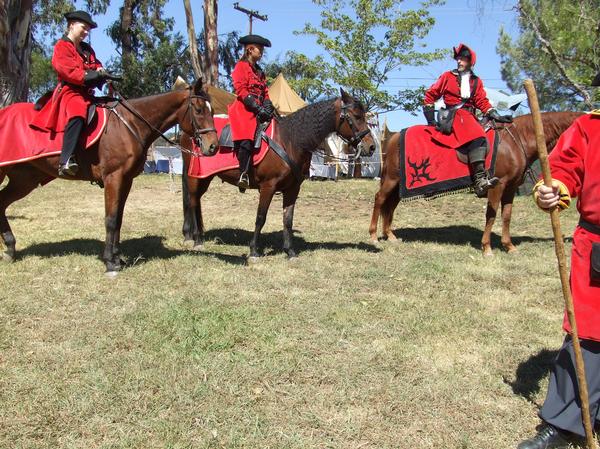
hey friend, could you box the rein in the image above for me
[106,86,215,157]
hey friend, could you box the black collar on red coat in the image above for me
[60,35,93,61]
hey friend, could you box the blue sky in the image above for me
[81,0,519,130]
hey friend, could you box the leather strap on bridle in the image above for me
[336,102,371,149]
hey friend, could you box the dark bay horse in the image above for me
[368,111,581,254]
[0,79,218,274]
[181,89,376,260]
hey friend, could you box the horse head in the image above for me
[335,88,376,157]
[176,78,219,156]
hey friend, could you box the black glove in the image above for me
[263,99,274,115]
[487,109,513,123]
[104,73,123,82]
[242,95,261,113]
[83,70,103,86]
[257,107,273,123]
[423,105,436,126]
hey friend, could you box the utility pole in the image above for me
[233,2,267,34]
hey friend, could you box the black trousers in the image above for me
[540,336,600,436]
[234,139,253,174]
[60,117,85,165]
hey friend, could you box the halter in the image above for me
[336,101,372,151]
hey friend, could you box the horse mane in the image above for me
[279,98,337,152]
[513,111,583,150]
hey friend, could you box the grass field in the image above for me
[0,175,582,449]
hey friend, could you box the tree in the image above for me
[297,0,444,112]
[497,0,600,110]
[263,51,334,102]
[183,0,203,79]
[202,0,218,85]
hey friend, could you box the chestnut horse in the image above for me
[181,89,376,260]
[368,111,582,254]
[0,79,218,274]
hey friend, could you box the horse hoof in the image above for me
[1,251,14,263]
[506,247,518,254]
[183,239,195,248]
[287,254,298,261]
[483,250,494,258]
[247,256,261,264]
[192,244,205,252]
[105,270,119,278]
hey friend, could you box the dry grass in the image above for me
[0,175,582,449]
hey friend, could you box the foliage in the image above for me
[195,29,241,90]
[28,44,56,101]
[297,0,445,112]
[497,0,600,110]
[263,51,335,102]
[32,0,110,40]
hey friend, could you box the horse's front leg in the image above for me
[481,183,504,257]
[282,184,301,258]
[103,171,133,275]
[249,183,276,260]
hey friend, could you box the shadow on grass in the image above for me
[19,235,247,266]
[392,225,556,249]
[203,227,381,256]
[507,348,558,403]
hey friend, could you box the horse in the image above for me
[180,88,376,260]
[0,79,218,275]
[368,111,582,255]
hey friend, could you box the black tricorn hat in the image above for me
[238,34,271,48]
[64,10,98,29]
[592,72,600,87]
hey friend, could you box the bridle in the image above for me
[336,100,372,150]
[184,90,217,149]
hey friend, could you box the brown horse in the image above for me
[181,89,376,260]
[0,79,218,275]
[368,111,582,254]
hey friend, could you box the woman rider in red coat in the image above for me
[30,10,107,177]
[422,44,513,197]
[228,34,275,191]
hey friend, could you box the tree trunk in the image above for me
[183,0,203,80]
[0,0,33,106]
[120,0,137,60]
[203,0,218,86]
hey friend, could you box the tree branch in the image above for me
[518,0,592,108]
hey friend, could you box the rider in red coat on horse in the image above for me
[228,34,274,191]
[517,74,600,449]
[422,44,512,197]
[30,10,107,177]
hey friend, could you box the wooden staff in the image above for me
[523,79,597,449]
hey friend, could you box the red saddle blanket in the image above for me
[188,116,274,179]
[0,102,107,168]
[398,125,497,201]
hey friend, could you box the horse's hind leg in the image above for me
[282,184,301,258]
[189,177,212,251]
[500,184,518,253]
[481,184,504,257]
[369,177,399,243]
[380,182,401,242]
[0,169,43,262]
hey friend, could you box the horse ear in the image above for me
[173,76,190,91]
[193,78,204,95]
[340,87,352,103]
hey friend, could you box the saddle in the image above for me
[218,121,269,149]
[33,89,116,126]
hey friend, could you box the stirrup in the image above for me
[58,159,79,177]
[238,172,249,192]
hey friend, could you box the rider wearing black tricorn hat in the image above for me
[227,33,275,191]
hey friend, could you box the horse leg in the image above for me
[189,177,212,251]
[282,184,301,259]
[249,183,276,260]
[369,177,398,243]
[103,172,133,275]
[500,185,518,253]
[181,167,194,244]
[481,184,504,257]
[380,183,401,242]
[0,171,42,262]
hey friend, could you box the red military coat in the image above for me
[30,37,102,133]
[228,60,270,141]
[548,113,600,341]
[423,70,493,148]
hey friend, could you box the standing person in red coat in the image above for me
[30,10,107,176]
[422,43,513,197]
[228,34,274,191]
[517,76,600,449]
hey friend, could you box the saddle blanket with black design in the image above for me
[188,116,275,179]
[0,102,107,168]
[398,125,498,201]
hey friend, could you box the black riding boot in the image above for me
[468,145,499,198]
[235,139,253,192]
[58,117,85,177]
